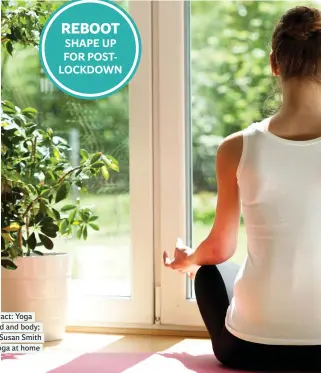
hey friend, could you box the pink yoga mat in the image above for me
[1,352,315,372]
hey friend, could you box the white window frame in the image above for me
[69,0,205,329]
[67,0,154,326]
[153,0,204,327]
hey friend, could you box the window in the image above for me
[160,0,318,327]
[4,0,317,329]
[2,1,154,326]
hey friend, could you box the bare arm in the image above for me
[191,131,243,265]
[163,131,243,274]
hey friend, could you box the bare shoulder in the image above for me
[216,130,244,170]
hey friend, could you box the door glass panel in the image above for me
[188,1,318,298]
[2,1,131,298]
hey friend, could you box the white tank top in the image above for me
[225,117,321,345]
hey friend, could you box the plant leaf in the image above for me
[6,41,13,56]
[80,149,89,160]
[1,259,17,270]
[61,205,76,212]
[83,225,88,240]
[91,161,105,168]
[55,181,71,203]
[46,170,55,180]
[101,166,109,180]
[89,216,99,222]
[51,208,60,220]
[90,152,102,164]
[53,146,60,159]
[68,208,77,223]
[2,107,16,114]
[89,223,99,231]
[33,250,44,256]
[79,210,90,222]
[2,222,20,232]
[2,233,13,242]
[41,223,59,238]
[77,225,83,240]
[75,169,82,177]
[2,100,16,110]
[35,212,45,224]
[39,234,54,250]
[22,107,38,116]
[27,232,37,250]
[102,155,119,172]
[59,219,69,234]
[41,216,54,226]
[40,188,50,196]
[27,184,37,195]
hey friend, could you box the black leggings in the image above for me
[194,264,321,371]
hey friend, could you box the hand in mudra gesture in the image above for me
[163,238,200,280]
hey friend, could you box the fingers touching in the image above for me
[163,251,174,268]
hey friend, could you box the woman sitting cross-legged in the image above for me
[163,5,321,371]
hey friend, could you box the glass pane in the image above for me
[188,0,318,298]
[2,1,131,297]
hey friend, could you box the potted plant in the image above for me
[1,100,118,341]
[1,0,119,342]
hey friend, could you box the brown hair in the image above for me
[271,6,321,81]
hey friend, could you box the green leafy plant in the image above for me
[1,1,119,270]
[1,100,119,269]
[1,0,55,55]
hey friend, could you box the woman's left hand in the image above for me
[163,238,200,279]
